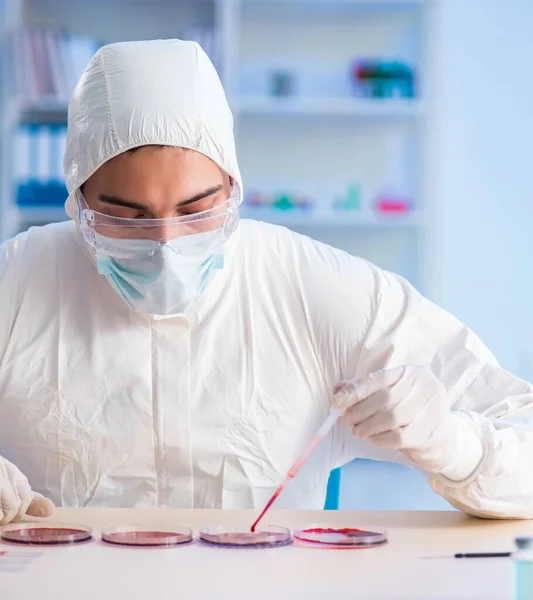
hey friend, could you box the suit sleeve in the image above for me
[291,232,533,519]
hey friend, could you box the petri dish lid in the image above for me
[294,524,388,548]
[0,522,92,545]
[101,525,193,547]
[198,525,292,549]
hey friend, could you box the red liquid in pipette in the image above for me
[251,434,323,532]
[251,485,283,532]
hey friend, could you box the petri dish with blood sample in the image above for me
[0,522,93,545]
[294,524,388,549]
[101,525,193,547]
[198,525,293,549]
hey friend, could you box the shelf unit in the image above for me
[231,0,430,291]
[0,0,432,291]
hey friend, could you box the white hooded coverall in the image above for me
[0,40,532,518]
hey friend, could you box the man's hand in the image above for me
[0,456,55,524]
[332,366,484,481]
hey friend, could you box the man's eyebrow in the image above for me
[177,185,224,207]
[98,195,147,211]
[98,185,224,211]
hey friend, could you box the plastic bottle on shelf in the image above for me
[375,132,412,216]
[272,193,295,211]
[374,191,411,215]
[333,183,361,211]
[513,537,533,600]
[245,191,263,207]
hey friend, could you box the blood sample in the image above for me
[101,525,193,547]
[294,525,387,548]
[198,525,292,549]
[0,522,92,545]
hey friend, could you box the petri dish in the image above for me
[101,525,193,547]
[294,524,388,548]
[0,522,92,545]
[198,525,293,549]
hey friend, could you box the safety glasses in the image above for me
[76,187,240,249]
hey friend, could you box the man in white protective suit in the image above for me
[0,39,532,525]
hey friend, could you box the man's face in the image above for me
[82,146,233,238]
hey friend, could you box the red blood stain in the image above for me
[295,527,387,549]
[302,528,371,536]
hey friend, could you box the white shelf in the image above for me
[20,98,69,113]
[16,206,67,222]
[12,205,422,229]
[242,0,422,9]
[16,98,69,122]
[241,0,423,21]
[240,207,422,228]
[13,96,422,120]
[243,0,422,4]
[234,96,421,118]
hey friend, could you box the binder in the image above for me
[14,124,68,207]
[11,27,100,100]
[49,125,68,205]
[36,125,50,185]
[14,125,31,206]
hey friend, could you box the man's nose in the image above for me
[146,221,184,241]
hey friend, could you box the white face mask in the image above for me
[94,230,225,316]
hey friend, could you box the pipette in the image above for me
[251,407,344,532]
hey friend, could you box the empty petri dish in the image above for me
[294,524,388,548]
[198,525,292,549]
[0,522,92,545]
[101,525,193,547]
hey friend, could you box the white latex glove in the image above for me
[332,366,485,482]
[0,456,55,524]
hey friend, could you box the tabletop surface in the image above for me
[1,508,531,600]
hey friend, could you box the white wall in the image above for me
[429,0,533,379]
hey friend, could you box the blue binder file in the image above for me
[14,124,68,207]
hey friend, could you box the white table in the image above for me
[1,508,531,599]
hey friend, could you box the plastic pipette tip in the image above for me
[251,408,344,532]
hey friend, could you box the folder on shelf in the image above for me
[21,29,39,101]
[10,27,101,102]
[68,34,101,88]
[36,125,50,185]
[45,30,69,100]
[13,125,31,205]
[13,124,68,207]
[49,125,69,206]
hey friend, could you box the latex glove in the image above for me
[0,456,55,524]
[332,366,485,482]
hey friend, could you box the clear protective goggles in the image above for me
[76,187,240,256]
